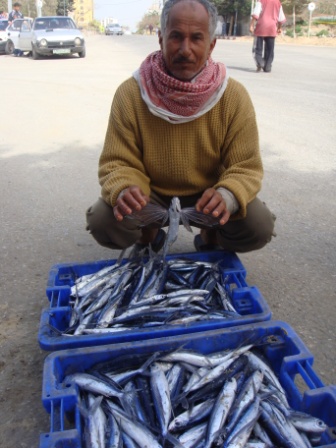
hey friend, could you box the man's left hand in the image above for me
[195,188,230,225]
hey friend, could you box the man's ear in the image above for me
[209,38,217,56]
[158,30,163,49]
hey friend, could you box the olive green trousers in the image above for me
[86,193,276,253]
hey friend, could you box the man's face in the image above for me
[159,0,216,82]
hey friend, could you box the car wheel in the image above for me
[78,48,86,58]
[31,44,39,60]
[5,40,15,55]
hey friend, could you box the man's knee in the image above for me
[217,199,276,252]
[86,198,141,249]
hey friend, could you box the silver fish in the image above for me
[106,401,163,448]
[78,394,106,448]
[126,196,220,256]
[168,398,215,432]
[288,410,327,433]
[224,397,261,448]
[64,372,124,399]
[203,377,237,448]
[150,362,172,437]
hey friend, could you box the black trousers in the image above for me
[255,36,275,72]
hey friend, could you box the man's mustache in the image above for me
[173,57,194,64]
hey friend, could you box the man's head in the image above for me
[13,2,21,10]
[159,0,218,82]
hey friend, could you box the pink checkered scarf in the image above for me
[134,51,228,123]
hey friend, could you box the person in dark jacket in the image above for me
[8,2,24,56]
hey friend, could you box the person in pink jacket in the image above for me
[250,0,286,72]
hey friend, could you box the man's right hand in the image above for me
[113,186,149,221]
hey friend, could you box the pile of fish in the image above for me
[63,255,241,336]
[64,344,328,447]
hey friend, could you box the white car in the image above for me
[5,18,33,55]
[16,16,86,59]
[0,18,9,54]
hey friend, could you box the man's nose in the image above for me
[180,38,192,56]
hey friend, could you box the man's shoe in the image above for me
[133,228,166,254]
[194,234,222,252]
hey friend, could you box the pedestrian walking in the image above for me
[250,0,286,72]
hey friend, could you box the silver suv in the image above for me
[105,23,123,35]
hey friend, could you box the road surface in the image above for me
[0,34,335,447]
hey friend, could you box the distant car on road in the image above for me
[105,23,123,35]
[5,18,33,55]
[0,18,9,54]
[15,16,86,59]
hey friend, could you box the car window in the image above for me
[33,18,76,30]
[0,20,9,30]
[11,21,22,31]
[49,18,76,29]
[34,20,45,30]
[21,20,31,31]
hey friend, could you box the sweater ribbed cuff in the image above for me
[217,187,239,214]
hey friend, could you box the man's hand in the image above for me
[113,186,149,222]
[195,188,230,225]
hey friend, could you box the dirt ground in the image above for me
[0,34,335,447]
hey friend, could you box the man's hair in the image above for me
[13,2,21,6]
[160,0,218,39]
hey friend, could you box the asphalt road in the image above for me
[0,34,335,447]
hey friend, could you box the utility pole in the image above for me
[307,2,315,37]
[36,0,43,17]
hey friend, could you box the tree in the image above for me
[137,10,160,34]
[212,0,252,35]
[281,0,306,37]
[0,0,7,13]
[56,0,75,16]
[42,0,59,16]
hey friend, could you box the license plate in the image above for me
[53,48,71,54]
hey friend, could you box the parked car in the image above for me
[0,19,9,54]
[105,23,123,35]
[16,16,86,59]
[5,18,33,55]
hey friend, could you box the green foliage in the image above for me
[285,24,306,37]
[87,19,102,32]
[316,28,330,36]
[212,0,251,18]
[314,19,336,25]
[42,0,59,16]
[0,0,6,13]
[56,0,75,16]
[281,0,306,17]
[137,10,160,34]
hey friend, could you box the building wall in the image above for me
[73,0,93,26]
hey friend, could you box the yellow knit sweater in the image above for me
[99,76,263,219]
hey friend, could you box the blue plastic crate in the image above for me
[45,251,247,300]
[39,253,271,350]
[39,321,336,448]
[39,251,266,351]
